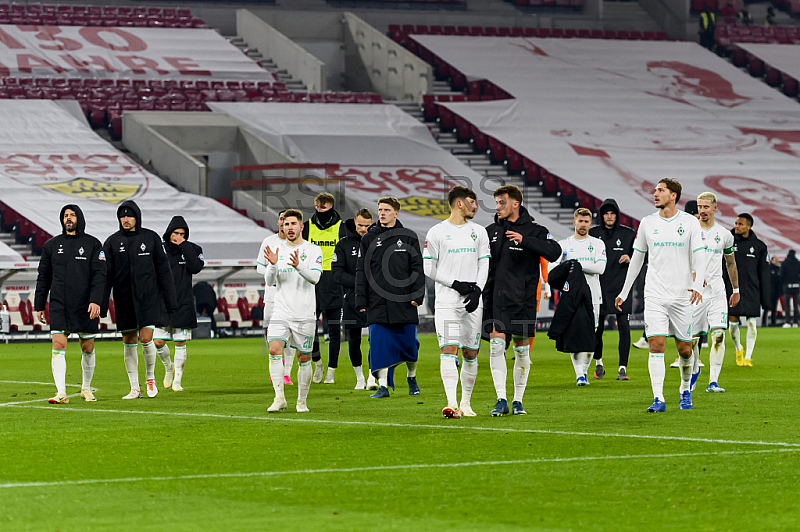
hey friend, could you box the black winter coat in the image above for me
[332,219,366,328]
[589,198,636,315]
[483,206,562,337]
[547,260,596,353]
[102,200,178,331]
[34,204,106,333]
[161,216,204,329]
[779,251,800,291]
[302,208,347,310]
[355,220,425,326]
[724,229,770,317]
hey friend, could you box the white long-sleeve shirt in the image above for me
[551,234,607,305]
[264,240,322,322]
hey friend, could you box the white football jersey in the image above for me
[633,211,706,300]
[423,220,490,309]
[553,235,607,305]
[699,222,735,298]
[257,234,284,303]
[268,240,323,322]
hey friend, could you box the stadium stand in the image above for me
[0,4,206,28]
[729,42,800,98]
[326,0,467,10]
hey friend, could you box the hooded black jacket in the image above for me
[355,219,425,325]
[547,260,596,353]
[780,250,800,290]
[102,200,178,331]
[34,204,106,333]
[724,228,769,317]
[483,206,562,337]
[302,208,347,310]
[332,218,367,327]
[161,216,204,329]
[589,198,636,315]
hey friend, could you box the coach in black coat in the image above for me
[483,205,562,337]
[724,227,769,318]
[102,200,178,331]
[547,260,596,353]
[332,218,367,329]
[34,204,106,333]
[589,199,635,315]
[161,216,204,329]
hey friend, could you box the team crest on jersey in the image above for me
[300,251,307,262]
[397,239,403,248]
[78,247,84,255]
[616,239,621,246]
[98,251,106,261]
[677,225,685,236]
[140,243,146,251]
[714,235,720,244]
[750,247,754,253]
[588,244,594,253]
[471,230,477,241]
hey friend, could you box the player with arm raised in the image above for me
[615,179,708,412]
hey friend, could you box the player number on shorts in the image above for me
[303,337,312,350]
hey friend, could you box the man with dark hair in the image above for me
[34,204,106,404]
[356,196,425,399]
[331,208,374,390]
[780,251,800,328]
[424,186,490,418]
[102,200,178,399]
[153,216,204,392]
[589,198,636,381]
[484,185,562,416]
[726,213,770,366]
[302,192,347,384]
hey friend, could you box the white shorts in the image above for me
[434,306,482,350]
[153,327,191,342]
[267,319,315,354]
[262,287,277,329]
[692,294,728,336]
[644,297,695,342]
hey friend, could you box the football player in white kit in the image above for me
[550,208,606,386]
[262,210,323,413]
[691,192,739,393]
[616,179,707,412]
[256,211,296,385]
[423,186,490,418]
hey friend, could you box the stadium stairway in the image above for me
[0,231,31,259]
[226,36,307,92]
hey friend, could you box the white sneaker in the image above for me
[146,378,158,398]
[783,323,792,328]
[163,366,174,389]
[122,389,142,399]
[268,396,287,412]
[794,323,799,328]
[354,379,366,390]
[324,368,335,384]
[80,389,96,402]
[172,382,184,392]
[296,401,310,413]
[633,337,649,349]
[312,361,324,383]
[669,357,680,368]
[459,403,478,417]
[366,375,378,390]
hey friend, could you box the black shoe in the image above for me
[593,364,605,379]
[617,367,629,381]
[407,377,420,396]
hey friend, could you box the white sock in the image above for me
[570,353,583,379]
[283,348,295,378]
[619,365,626,372]
[709,330,725,383]
[440,354,459,406]
[353,365,365,383]
[489,337,507,400]
[156,344,173,371]
[406,361,417,378]
[174,345,187,385]
[81,350,95,390]
[124,343,139,390]
[269,354,284,397]
[460,357,478,406]
[595,357,604,367]
[51,349,66,396]
[691,338,700,374]
[745,318,757,359]
[580,352,593,377]
[141,340,156,380]
[648,352,665,401]
[512,344,530,403]
[297,360,312,403]
[678,355,692,393]
[729,320,742,351]
[378,368,388,388]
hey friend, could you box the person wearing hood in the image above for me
[34,204,106,404]
[153,215,204,392]
[301,193,347,384]
[102,200,178,399]
[589,198,636,381]
[780,251,800,327]
[331,208,374,390]
[724,213,769,366]
[483,185,562,416]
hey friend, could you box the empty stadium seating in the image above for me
[0,4,206,28]
[728,42,800,99]
[327,0,466,10]
[0,200,49,255]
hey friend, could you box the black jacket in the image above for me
[770,261,782,305]
[483,206,562,337]
[780,250,800,291]
[302,208,347,310]
[34,204,106,333]
[724,229,769,317]
[332,219,366,327]
[102,200,178,331]
[161,216,204,329]
[547,260,596,353]
[589,198,636,315]
[355,220,425,325]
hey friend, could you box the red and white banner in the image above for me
[0,25,271,79]
[207,102,571,239]
[412,36,800,251]
[0,100,271,262]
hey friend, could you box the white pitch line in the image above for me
[9,403,800,448]
[0,447,797,490]
[0,380,84,388]
[0,381,91,407]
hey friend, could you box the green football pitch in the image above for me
[1,329,798,531]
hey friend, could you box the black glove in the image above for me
[464,285,482,313]
[451,280,474,296]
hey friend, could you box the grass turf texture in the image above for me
[1,329,799,531]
